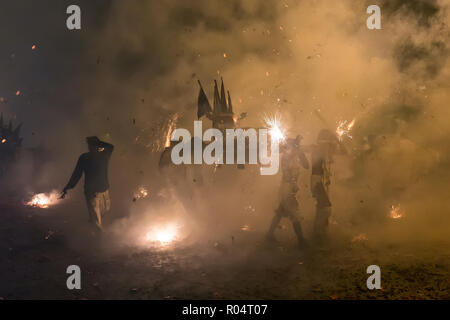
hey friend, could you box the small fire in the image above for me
[133,186,149,201]
[26,191,59,209]
[145,224,179,246]
[389,204,405,219]
[336,118,355,141]
[264,114,286,143]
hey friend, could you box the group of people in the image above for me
[266,129,347,250]
[60,130,345,248]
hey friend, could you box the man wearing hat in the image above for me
[61,136,114,231]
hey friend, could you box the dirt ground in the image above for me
[1,201,450,300]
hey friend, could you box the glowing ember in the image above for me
[15,90,21,96]
[133,186,149,201]
[31,44,36,50]
[389,204,405,219]
[336,118,355,141]
[264,114,286,143]
[145,224,179,245]
[26,191,59,209]
[241,225,250,231]
[1,139,6,144]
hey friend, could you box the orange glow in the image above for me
[26,191,59,209]
[145,224,179,246]
[390,204,405,219]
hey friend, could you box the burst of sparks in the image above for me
[145,224,179,246]
[264,114,286,143]
[165,113,179,148]
[389,204,405,219]
[26,191,59,209]
[336,118,355,141]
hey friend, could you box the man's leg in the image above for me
[313,205,331,242]
[85,194,96,223]
[87,193,104,231]
[312,181,332,242]
[289,214,308,249]
[266,208,282,241]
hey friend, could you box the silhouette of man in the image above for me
[266,135,309,249]
[61,136,114,230]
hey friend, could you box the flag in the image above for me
[220,78,228,113]
[197,80,212,119]
[213,80,221,116]
[227,90,233,114]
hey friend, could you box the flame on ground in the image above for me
[26,191,59,209]
[390,204,405,219]
[144,223,180,246]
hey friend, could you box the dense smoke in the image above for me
[1,0,449,246]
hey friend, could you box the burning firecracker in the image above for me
[26,191,60,209]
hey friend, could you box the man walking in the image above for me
[266,135,309,250]
[61,136,114,231]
